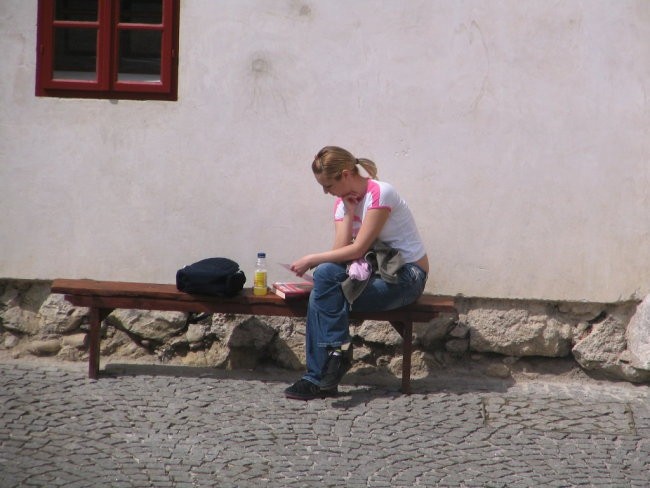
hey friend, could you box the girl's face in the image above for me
[315,171,349,198]
[315,170,362,203]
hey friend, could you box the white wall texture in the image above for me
[1,1,649,302]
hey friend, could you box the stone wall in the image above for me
[1,280,649,383]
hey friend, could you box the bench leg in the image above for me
[88,307,112,380]
[401,321,413,394]
[390,320,413,394]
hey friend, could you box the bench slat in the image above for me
[52,279,457,317]
[63,294,310,317]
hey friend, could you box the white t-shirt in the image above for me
[333,179,426,263]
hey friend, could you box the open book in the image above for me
[272,281,313,300]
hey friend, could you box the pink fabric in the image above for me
[348,258,372,280]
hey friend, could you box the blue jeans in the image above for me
[302,262,428,386]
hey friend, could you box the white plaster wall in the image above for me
[1,0,649,302]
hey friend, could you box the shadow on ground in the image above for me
[102,358,518,400]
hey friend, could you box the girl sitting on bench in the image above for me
[285,146,429,400]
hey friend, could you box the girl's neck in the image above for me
[351,174,369,195]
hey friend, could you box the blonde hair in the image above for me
[311,146,378,180]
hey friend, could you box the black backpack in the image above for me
[176,258,246,297]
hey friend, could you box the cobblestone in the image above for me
[0,359,649,487]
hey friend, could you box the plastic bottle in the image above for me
[253,252,268,296]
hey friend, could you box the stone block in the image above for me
[28,339,61,356]
[414,315,455,349]
[573,307,650,382]
[626,295,650,370]
[3,334,19,349]
[445,338,469,354]
[0,281,50,335]
[466,300,573,357]
[62,333,87,349]
[269,335,304,370]
[106,309,186,342]
[355,320,402,346]
[185,323,207,344]
[226,317,276,350]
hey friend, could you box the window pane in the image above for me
[55,0,98,22]
[53,28,97,81]
[117,30,161,82]
[120,0,163,24]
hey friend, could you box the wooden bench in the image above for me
[51,279,457,393]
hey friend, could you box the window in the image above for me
[36,0,179,100]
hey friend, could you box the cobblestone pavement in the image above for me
[1,359,650,487]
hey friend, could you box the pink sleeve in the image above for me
[367,180,393,211]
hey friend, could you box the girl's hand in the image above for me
[343,194,361,213]
[290,255,315,277]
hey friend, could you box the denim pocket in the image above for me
[397,264,427,306]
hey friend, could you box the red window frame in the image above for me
[36,0,179,101]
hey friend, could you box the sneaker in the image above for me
[319,345,353,391]
[284,378,338,401]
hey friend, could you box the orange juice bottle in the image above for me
[253,252,268,296]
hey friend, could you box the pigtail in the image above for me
[356,158,378,179]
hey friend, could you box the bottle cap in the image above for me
[257,252,266,258]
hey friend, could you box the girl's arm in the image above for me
[291,208,390,277]
[332,210,353,250]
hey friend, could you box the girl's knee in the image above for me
[313,262,345,282]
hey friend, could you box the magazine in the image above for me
[272,281,313,299]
